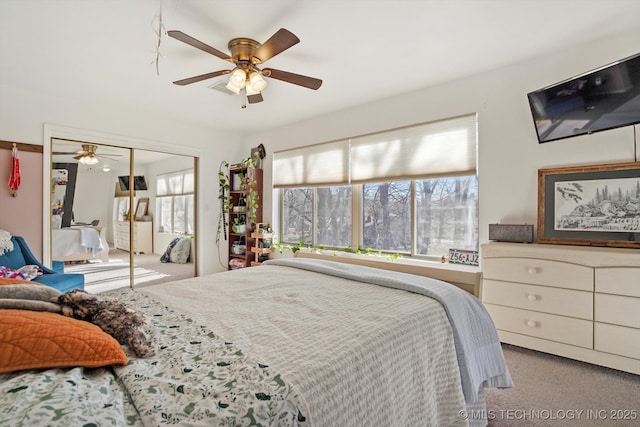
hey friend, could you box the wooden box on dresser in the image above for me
[481,242,640,375]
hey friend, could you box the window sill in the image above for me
[274,249,481,297]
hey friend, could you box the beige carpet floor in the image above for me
[63,248,195,293]
[485,344,640,426]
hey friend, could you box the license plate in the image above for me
[448,249,479,266]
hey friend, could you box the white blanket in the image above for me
[53,226,104,257]
[141,261,482,426]
[267,257,514,403]
[78,226,103,255]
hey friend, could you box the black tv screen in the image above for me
[118,175,148,191]
[527,52,640,143]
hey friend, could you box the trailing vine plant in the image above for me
[216,160,231,267]
[272,242,402,261]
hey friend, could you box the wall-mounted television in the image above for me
[118,175,148,191]
[527,52,640,143]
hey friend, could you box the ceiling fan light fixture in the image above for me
[248,71,267,92]
[229,68,247,89]
[225,80,242,94]
[79,155,99,165]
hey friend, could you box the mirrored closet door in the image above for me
[50,138,196,291]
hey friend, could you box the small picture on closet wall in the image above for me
[135,197,149,220]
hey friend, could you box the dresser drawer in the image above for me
[483,279,592,320]
[482,258,593,291]
[595,323,640,359]
[595,294,640,328]
[485,303,593,348]
[595,268,640,297]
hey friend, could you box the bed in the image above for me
[52,225,109,263]
[0,257,513,426]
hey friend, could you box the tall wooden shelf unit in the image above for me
[228,166,263,270]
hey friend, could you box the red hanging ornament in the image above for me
[8,143,20,197]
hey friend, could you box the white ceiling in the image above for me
[2,0,640,136]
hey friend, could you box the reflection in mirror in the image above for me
[51,139,131,292]
[133,148,196,289]
[50,139,196,292]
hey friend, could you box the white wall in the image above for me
[73,165,123,231]
[246,27,640,246]
[0,83,244,275]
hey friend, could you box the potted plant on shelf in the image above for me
[232,215,246,234]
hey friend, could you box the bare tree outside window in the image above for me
[363,182,411,252]
[416,176,478,256]
[282,188,313,244]
[316,186,352,247]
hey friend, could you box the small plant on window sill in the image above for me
[272,242,402,261]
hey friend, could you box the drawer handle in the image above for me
[527,294,538,301]
[527,320,538,328]
[527,267,538,275]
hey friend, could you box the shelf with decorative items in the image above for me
[250,224,273,266]
[227,164,263,270]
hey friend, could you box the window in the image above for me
[156,169,194,235]
[275,114,478,259]
[414,176,478,256]
[363,181,411,253]
[281,186,353,248]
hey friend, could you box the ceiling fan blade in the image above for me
[262,68,322,90]
[173,70,231,86]
[251,28,299,64]
[247,93,264,104]
[167,30,232,62]
[53,152,78,155]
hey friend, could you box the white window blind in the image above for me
[272,113,477,187]
[273,140,349,188]
[350,114,477,183]
[157,170,194,196]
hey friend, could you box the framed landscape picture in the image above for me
[537,161,640,249]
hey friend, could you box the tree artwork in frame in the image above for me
[537,161,640,249]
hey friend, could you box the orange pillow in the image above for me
[0,309,128,374]
[0,278,35,286]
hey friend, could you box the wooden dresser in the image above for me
[113,221,153,254]
[481,242,640,374]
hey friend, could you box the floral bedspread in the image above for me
[0,289,308,426]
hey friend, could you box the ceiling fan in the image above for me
[53,144,122,165]
[167,28,322,106]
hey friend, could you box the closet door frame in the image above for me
[43,124,200,287]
